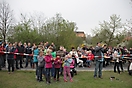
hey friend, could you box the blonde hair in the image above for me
[46,49,52,55]
[39,50,43,54]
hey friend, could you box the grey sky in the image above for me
[4,0,132,35]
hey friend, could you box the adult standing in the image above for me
[113,49,121,74]
[51,47,56,78]
[16,42,24,68]
[94,42,104,79]
[56,46,65,76]
[33,45,39,77]
[25,42,33,68]
[1,43,6,68]
[6,43,14,73]
[0,43,4,70]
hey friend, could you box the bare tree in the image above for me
[0,1,13,42]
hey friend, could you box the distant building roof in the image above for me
[123,36,132,41]
[75,31,86,39]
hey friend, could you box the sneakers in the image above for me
[98,75,103,79]
[94,76,97,79]
[37,79,44,82]
[64,79,73,82]
[54,78,56,81]
[99,77,103,79]
[20,66,23,68]
[57,79,60,81]
[16,67,19,69]
[46,81,51,84]
[70,79,73,82]
[64,79,68,82]
[54,78,60,81]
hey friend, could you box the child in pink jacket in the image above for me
[44,49,53,84]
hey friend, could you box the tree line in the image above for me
[0,1,132,50]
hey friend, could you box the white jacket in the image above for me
[113,51,120,62]
[130,62,132,70]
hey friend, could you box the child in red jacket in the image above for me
[86,50,94,68]
[54,55,62,81]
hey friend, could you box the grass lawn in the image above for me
[0,70,132,88]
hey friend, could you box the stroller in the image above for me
[70,59,77,77]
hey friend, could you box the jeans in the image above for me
[86,60,91,67]
[94,60,103,77]
[37,66,44,80]
[54,68,60,79]
[25,56,33,68]
[63,66,72,81]
[45,68,51,83]
[51,64,55,77]
[59,65,63,76]
[7,59,14,72]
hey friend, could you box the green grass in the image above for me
[0,71,132,88]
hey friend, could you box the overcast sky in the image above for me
[4,0,132,35]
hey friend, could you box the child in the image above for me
[54,55,62,81]
[37,51,45,82]
[86,50,94,68]
[44,49,53,84]
[63,54,73,82]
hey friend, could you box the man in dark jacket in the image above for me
[25,42,33,68]
[94,42,104,79]
[16,42,24,69]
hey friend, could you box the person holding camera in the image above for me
[94,42,104,79]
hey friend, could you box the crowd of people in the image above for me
[0,41,132,84]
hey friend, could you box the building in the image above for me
[75,31,86,40]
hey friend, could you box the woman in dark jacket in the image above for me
[6,43,14,74]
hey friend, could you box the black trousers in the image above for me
[7,59,14,72]
[2,55,6,67]
[16,56,23,68]
[129,70,132,75]
[54,68,60,79]
[114,62,120,74]
[119,61,123,71]
[34,62,38,76]
[0,55,3,70]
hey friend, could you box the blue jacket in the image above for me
[33,48,39,62]
[64,58,72,67]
